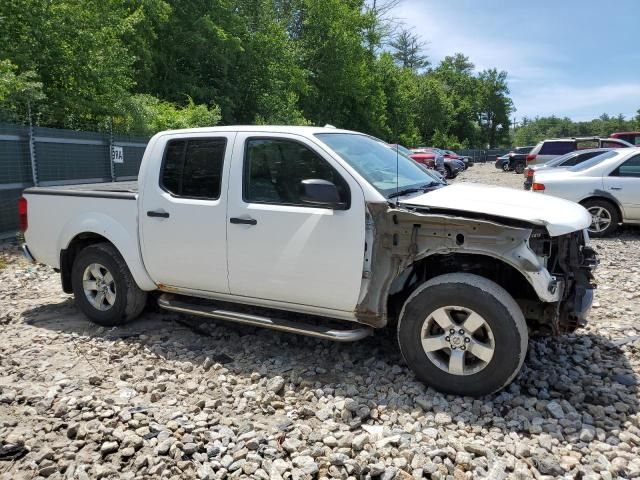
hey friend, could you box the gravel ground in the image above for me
[1,163,639,480]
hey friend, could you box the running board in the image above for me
[157,294,372,342]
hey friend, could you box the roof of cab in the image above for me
[155,125,361,137]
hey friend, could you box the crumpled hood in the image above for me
[400,183,591,236]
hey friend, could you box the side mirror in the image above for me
[300,179,347,209]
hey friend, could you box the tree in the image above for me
[0,59,45,122]
[389,28,429,71]
[477,69,513,147]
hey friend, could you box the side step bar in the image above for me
[157,294,372,342]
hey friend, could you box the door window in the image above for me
[243,138,350,206]
[161,138,226,199]
[611,154,640,178]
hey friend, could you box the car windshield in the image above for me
[392,144,414,157]
[316,133,443,197]
[568,151,618,172]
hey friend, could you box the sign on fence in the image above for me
[111,145,124,164]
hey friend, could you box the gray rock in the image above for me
[100,441,119,456]
[266,376,286,394]
[545,401,565,420]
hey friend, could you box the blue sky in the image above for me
[393,0,640,121]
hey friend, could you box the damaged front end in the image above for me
[355,202,597,335]
[538,230,597,333]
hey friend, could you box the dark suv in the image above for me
[495,146,533,174]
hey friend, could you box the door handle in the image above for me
[610,186,622,190]
[147,210,170,218]
[229,217,257,225]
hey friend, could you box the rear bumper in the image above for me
[22,244,36,263]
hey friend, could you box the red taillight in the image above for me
[532,183,545,191]
[526,168,534,177]
[18,197,28,232]
[526,153,537,162]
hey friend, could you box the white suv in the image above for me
[526,137,632,166]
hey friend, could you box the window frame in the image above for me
[241,136,351,209]
[159,137,228,201]
[610,154,640,178]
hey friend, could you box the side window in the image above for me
[161,138,226,199]
[539,142,575,155]
[601,140,625,149]
[611,154,640,178]
[243,138,350,206]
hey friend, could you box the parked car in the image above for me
[531,148,640,236]
[389,144,435,169]
[495,146,534,173]
[443,150,473,168]
[387,144,446,182]
[20,125,596,396]
[526,137,632,166]
[523,148,613,190]
[410,147,446,176]
[423,147,462,178]
[610,132,640,146]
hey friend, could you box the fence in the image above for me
[0,123,148,238]
[456,149,512,164]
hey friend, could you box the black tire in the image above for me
[581,199,620,237]
[502,161,510,172]
[444,165,453,179]
[397,273,528,396]
[71,243,147,326]
[514,162,525,174]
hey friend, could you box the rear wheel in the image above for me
[397,273,528,396]
[71,243,147,326]
[514,162,525,174]
[582,199,619,237]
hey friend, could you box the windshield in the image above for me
[393,144,414,157]
[316,133,443,197]
[568,150,618,172]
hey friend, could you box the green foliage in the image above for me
[513,113,640,146]
[0,59,44,122]
[0,0,520,146]
[114,95,222,135]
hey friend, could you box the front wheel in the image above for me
[514,162,525,174]
[502,161,510,172]
[71,243,147,326]
[397,273,528,396]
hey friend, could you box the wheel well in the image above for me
[60,233,113,293]
[580,196,622,219]
[387,253,538,323]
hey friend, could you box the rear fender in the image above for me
[59,212,156,291]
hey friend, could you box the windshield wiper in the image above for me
[387,183,439,199]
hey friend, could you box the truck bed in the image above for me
[24,181,138,200]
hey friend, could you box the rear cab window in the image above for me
[160,138,227,199]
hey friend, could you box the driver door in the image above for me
[226,133,366,312]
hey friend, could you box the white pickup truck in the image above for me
[21,126,597,396]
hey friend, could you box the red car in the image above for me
[610,131,640,146]
[388,144,436,169]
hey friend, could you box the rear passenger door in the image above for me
[226,133,365,312]
[603,154,640,221]
[140,134,235,292]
